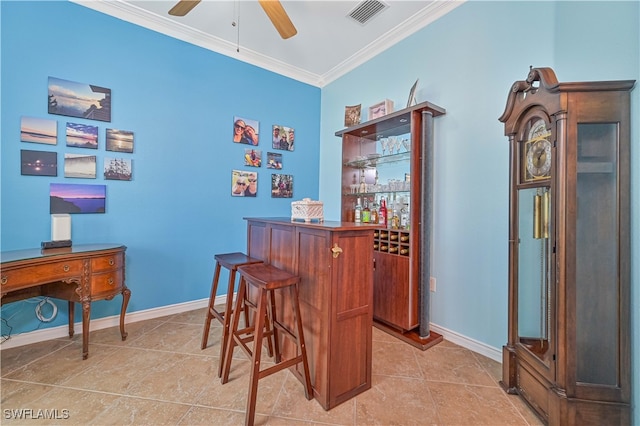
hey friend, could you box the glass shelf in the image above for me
[344,151,411,169]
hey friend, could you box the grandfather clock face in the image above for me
[522,118,552,183]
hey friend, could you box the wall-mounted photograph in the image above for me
[20,149,57,176]
[64,154,96,179]
[231,169,248,197]
[266,152,283,169]
[271,173,293,198]
[48,76,111,122]
[233,116,259,146]
[271,125,294,151]
[244,171,258,197]
[104,157,132,181]
[244,148,262,167]
[344,104,361,127]
[66,122,98,149]
[20,116,57,145]
[106,128,134,153]
[50,183,106,214]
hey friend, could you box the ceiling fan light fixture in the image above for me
[347,0,388,25]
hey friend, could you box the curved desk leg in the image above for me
[120,286,131,341]
[82,301,91,360]
[68,301,75,338]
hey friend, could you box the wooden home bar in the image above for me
[244,217,378,410]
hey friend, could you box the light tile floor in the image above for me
[1,308,543,425]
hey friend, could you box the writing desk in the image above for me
[1,244,130,359]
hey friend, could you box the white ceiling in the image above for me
[73,0,463,87]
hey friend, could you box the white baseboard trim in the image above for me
[2,296,501,365]
[429,323,502,363]
[0,296,217,350]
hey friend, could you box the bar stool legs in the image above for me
[221,264,312,426]
[200,252,264,378]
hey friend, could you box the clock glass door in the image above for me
[517,186,552,363]
[575,122,619,386]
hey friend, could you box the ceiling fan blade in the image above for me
[258,0,297,39]
[168,0,201,17]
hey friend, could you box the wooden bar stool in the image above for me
[221,263,312,426]
[200,252,264,378]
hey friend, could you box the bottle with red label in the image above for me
[378,197,388,227]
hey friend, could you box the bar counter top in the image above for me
[243,217,380,231]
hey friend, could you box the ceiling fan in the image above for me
[168,0,297,39]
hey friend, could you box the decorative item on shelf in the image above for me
[291,198,324,223]
[406,79,419,108]
[368,99,394,120]
[344,104,361,127]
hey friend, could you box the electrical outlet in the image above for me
[430,276,436,292]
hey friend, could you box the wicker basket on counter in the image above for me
[291,198,324,223]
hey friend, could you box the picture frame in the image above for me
[344,104,361,127]
[20,149,57,176]
[50,183,106,214]
[66,122,98,149]
[271,124,294,151]
[266,152,283,169]
[106,128,134,153]
[65,154,97,179]
[368,99,394,120]
[21,116,57,145]
[48,76,111,122]
[231,169,257,197]
[233,116,260,146]
[104,157,133,181]
[271,173,293,198]
[244,148,262,167]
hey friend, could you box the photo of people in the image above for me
[244,148,262,167]
[233,116,259,146]
[271,173,293,198]
[266,152,283,169]
[271,124,295,151]
[231,170,258,197]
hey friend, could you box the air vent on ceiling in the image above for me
[348,0,388,25]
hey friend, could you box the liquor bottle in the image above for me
[355,197,362,223]
[391,202,400,229]
[388,246,399,253]
[378,197,388,227]
[362,198,371,223]
[400,248,409,255]
[371,198,379,224]
[400,203,409,229]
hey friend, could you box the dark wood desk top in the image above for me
[243,217,379,231]
[1,243,126,264]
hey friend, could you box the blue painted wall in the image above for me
[319,0,638,422]
[1,1,320,331]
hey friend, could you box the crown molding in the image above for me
[72,0,465,88]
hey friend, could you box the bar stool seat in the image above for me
[221,263,312,426]
[201,252,264,378]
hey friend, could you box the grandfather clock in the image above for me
[499,67,634,425]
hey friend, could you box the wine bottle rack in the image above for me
[373,229,410,257]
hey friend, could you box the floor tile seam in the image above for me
[0,342,76,377]
[88,343,220,360]
[502,392,538,425]
[371,372,426,382]
[422,378,503,389]
[18,378,210,410]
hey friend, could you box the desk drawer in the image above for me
[1,260,83,292]
[91,270,123,297]
[91,253,123,272]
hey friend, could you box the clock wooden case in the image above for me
[499,67,634,425]
[335,101,445,348]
